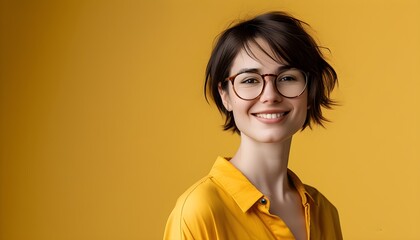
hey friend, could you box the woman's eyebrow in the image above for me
[235,68,260,74]
[277,65,293,72]
[236,65,292,74]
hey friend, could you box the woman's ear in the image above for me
[218,83,232,112]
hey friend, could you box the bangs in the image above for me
[241,37,289,66]
[231,19,311,72]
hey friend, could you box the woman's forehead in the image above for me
[230,39,288,74]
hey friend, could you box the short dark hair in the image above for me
[205,11,338,133]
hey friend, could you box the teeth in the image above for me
[256,113,285,119]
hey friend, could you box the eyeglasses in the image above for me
[225,68,308,100]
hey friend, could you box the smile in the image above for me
[254,112,288,119]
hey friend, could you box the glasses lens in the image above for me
[233,73,264,100]
[276,69,307,98]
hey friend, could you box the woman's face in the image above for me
[219,40,308,144]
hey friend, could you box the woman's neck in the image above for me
[230,135,293,199]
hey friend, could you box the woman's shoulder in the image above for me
[164,176,227,239]
[171,175,227,219]
[303,184,341,223]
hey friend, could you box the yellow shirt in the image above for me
[164,157,342,240]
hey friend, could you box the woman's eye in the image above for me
[279,76,296,82]
[241,78,260,84]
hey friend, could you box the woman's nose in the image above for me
[259,78,283,103]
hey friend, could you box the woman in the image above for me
[164,11,342,240]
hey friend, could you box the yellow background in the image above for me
[1,0,419,239]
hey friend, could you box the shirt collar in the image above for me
[209,156,317,213]
[209,156,263,212]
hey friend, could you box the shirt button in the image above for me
[260,198,267,205]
